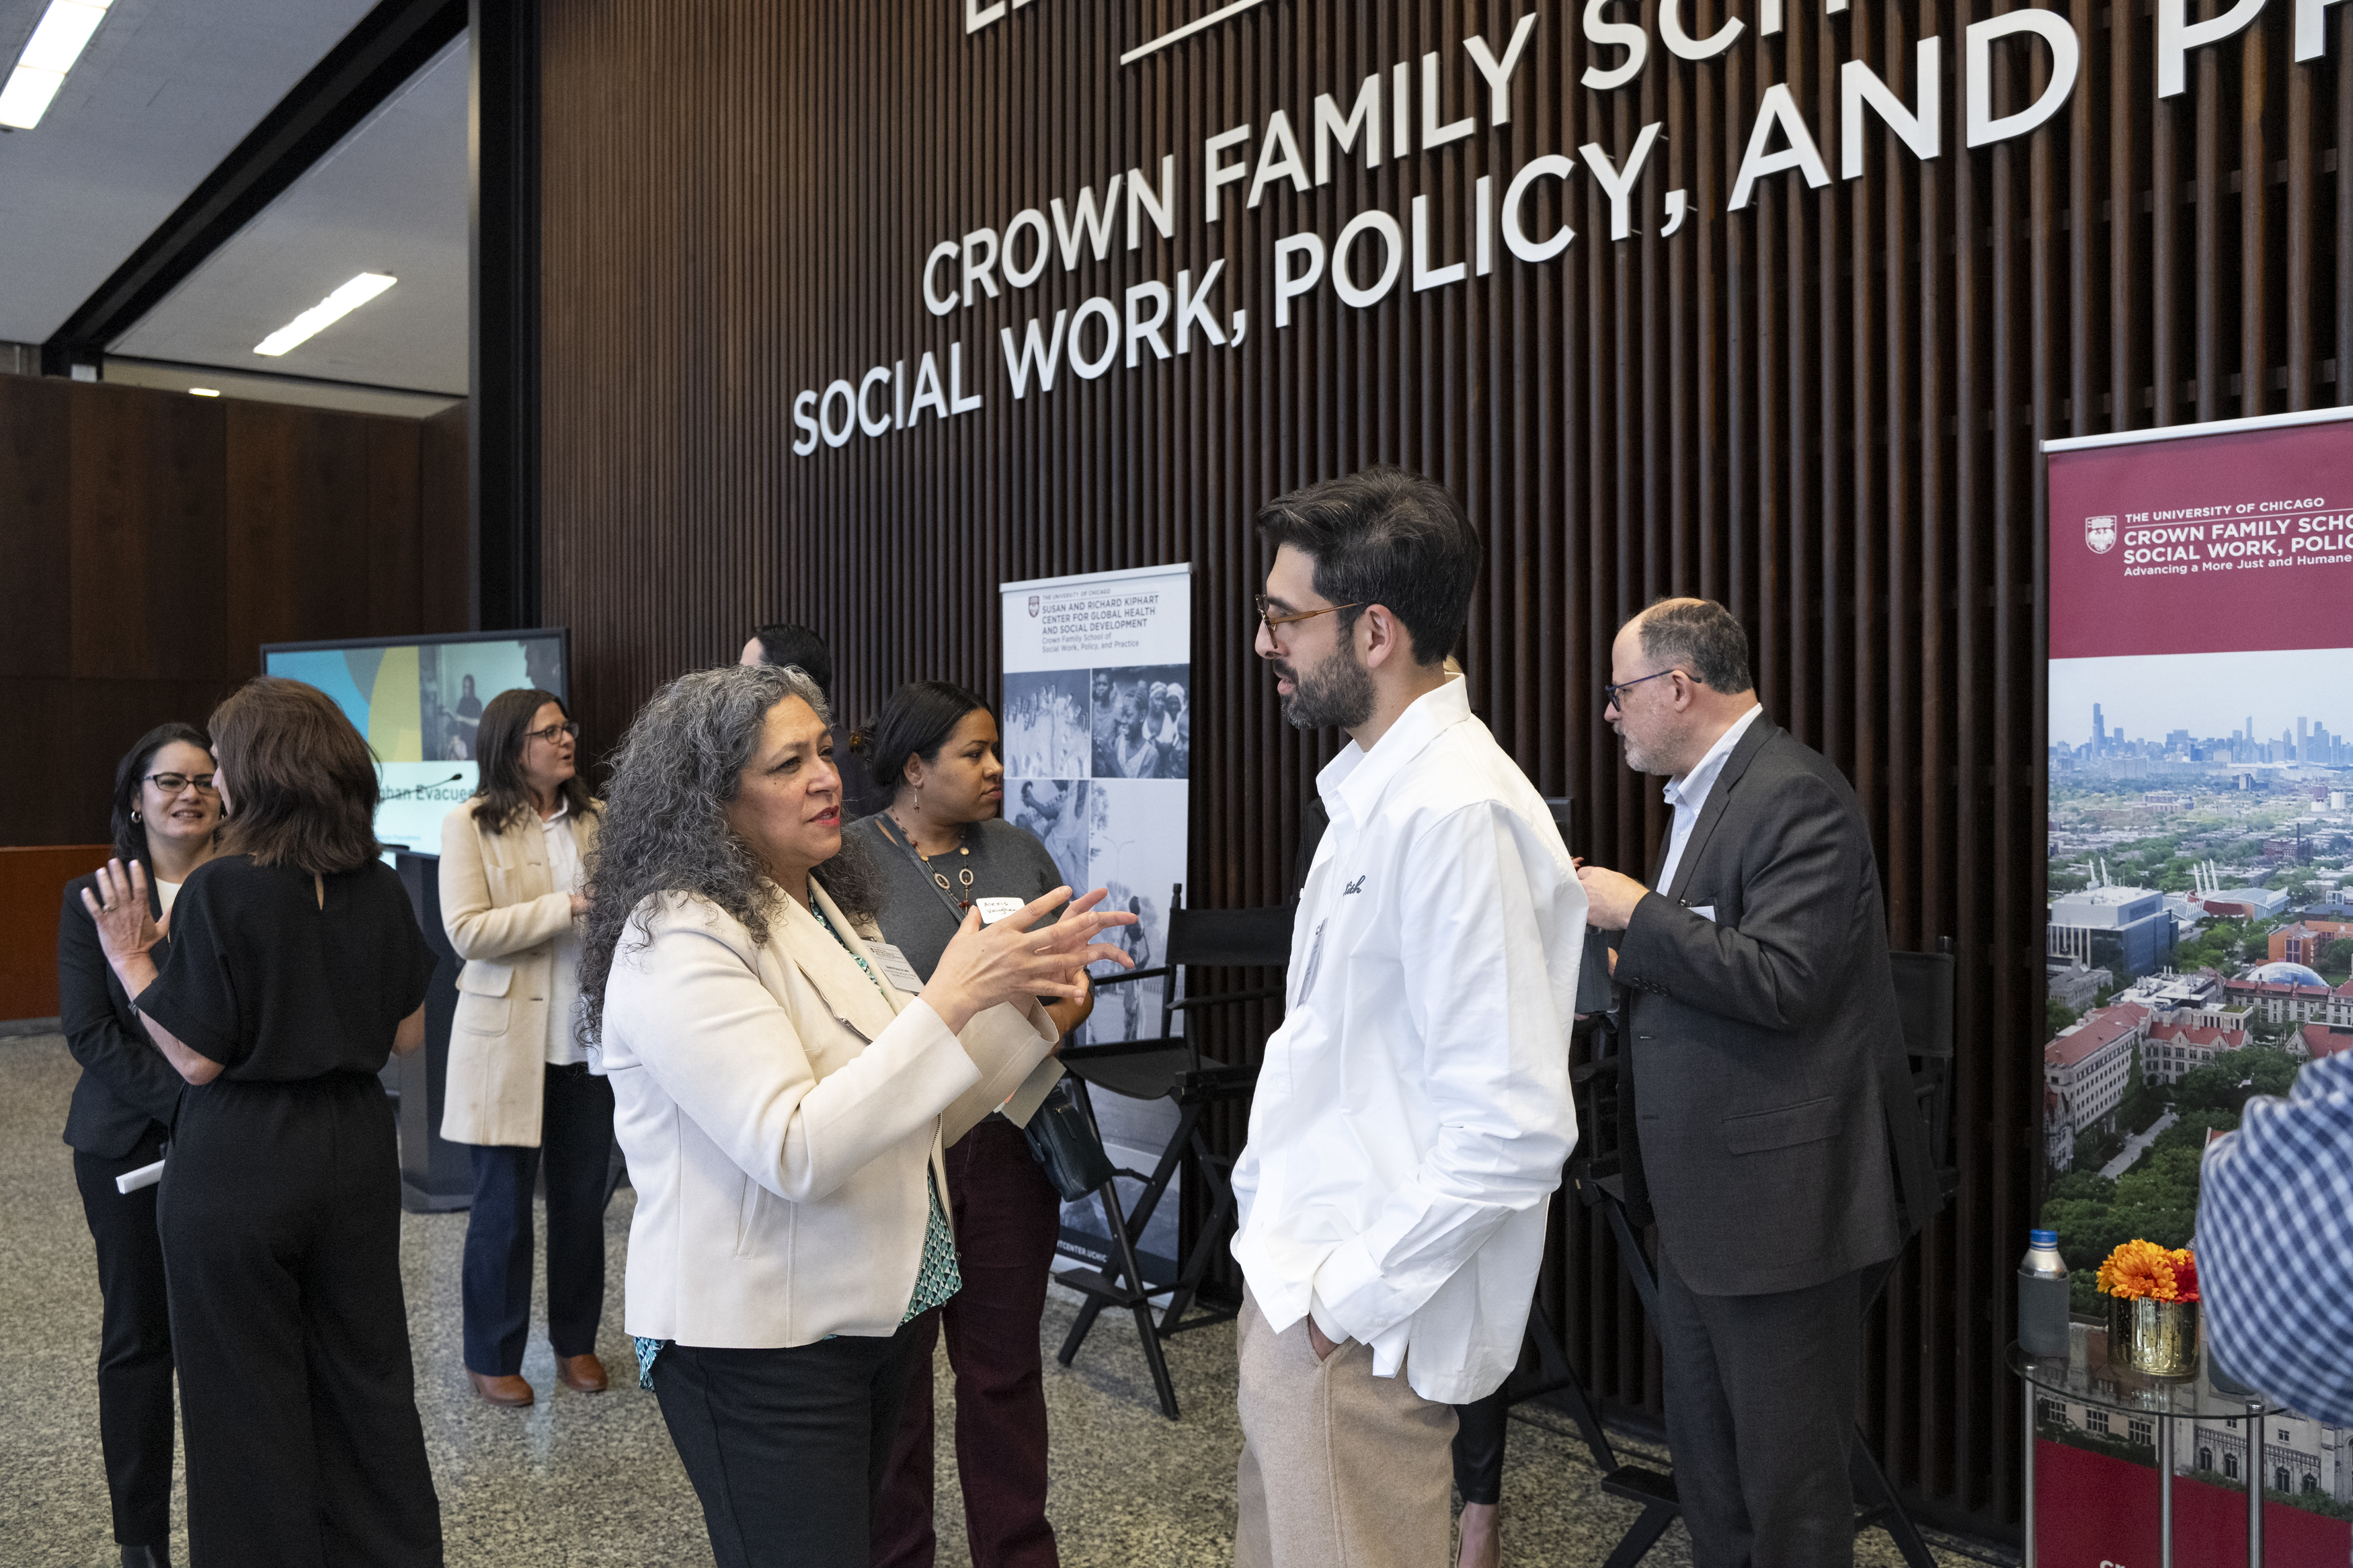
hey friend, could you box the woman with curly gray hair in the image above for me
[584,663,1134,1568]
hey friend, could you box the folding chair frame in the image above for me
[1051,882,1285,1420]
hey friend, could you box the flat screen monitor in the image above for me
[260,629,570,856]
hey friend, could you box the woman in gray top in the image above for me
[849,682,1094,1568]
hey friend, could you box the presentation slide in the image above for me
[262,630,569,855]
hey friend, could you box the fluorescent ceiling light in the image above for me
[0,0,111,130]
[254,273,397,357]
[189,387,221,397]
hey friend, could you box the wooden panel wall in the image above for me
[538,0,2349,1533]
[0,845,113,1020]
[0,375,472,848]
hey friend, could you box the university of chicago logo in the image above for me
[1027,595,1041,618]
[2085,515,2117,554]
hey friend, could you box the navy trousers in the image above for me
[460,1061,614,1376]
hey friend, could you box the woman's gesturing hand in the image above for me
[920,886,1138,1036]
[81,859,163,979]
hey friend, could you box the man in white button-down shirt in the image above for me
[1229,467,1586,1568]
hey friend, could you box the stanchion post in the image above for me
[2246,1403,2264,1565]
[2157,1415,2175,1568]
[2022,1385,2036,1568]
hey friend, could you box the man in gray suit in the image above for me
[1577,598,1933,1568]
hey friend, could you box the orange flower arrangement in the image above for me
[2096,1239,2200,1303]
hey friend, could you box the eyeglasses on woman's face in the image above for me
[143,772,218,796]
[525,721,582,745]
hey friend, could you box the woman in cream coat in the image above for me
[578,665,1135,1568]
[439,686,612,1406]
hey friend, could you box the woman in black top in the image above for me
[80,677,444,1568]
[851,682,1094,1568]
[58,723,222,1568]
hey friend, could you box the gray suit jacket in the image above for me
[1613,716,1934,1297]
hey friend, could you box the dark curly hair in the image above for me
[577,663,879,1045]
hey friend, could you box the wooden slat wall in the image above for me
[0,376,471,848]
[536,0,2347,1532]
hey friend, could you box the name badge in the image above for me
[975,896,1025,926]
[865,940,924,993]
[1293,918,1329,1007]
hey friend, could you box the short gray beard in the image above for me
[1617,715,1693,778]
[1280,643,1377,732]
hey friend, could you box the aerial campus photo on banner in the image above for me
[2036,412,2353,1551]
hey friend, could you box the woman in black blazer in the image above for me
[56,722,222,1568]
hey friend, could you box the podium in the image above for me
[393,850,473,1212]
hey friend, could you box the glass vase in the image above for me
[2106,1295,2199,1377]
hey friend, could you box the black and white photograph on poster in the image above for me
[1079,778,1187,1046]
[1090,664,1189,779]
[1053,1092,1183,1289]
[1002,669,1093,779]
[1008,778,1090,891]
[1003,563,1192,1284]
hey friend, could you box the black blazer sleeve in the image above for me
[57,876,184,1157]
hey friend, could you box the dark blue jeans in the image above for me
[461,1061,614,1376]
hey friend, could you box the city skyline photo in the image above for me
[2049,647,2353,751]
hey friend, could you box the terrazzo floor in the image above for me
[2,1032,2001,1567]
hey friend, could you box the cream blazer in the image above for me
[598,878,1058,1348]
[437,800,601,1147]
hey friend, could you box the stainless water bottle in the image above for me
[2018,1227,2072,1358]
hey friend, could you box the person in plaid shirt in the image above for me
[2197,1048,2353,1427]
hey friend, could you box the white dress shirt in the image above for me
[1652,704,1765,895]
[541,802,587,1067]
[1230,678,1586,1403]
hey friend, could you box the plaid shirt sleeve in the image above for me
[2196,1050,2353,1427]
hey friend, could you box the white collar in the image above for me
[1661,704,1765,811]
[540,798,570,827]
[1319,676,1474,826]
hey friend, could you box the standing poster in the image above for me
[2039,408,2353,1558]
[1002,562,1193,1284]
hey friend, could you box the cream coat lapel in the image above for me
[780,879,903,1043]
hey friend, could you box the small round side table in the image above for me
[2011,1321,2280,1567]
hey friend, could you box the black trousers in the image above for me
[459,1061,614,1375]
[655,1318,930,1568]
[72,1130,175,1548]
[159,1074,442,1568]
[1451,1389,1509,1506]
[1655,1242,1867,1568]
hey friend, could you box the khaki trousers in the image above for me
[1233,1288,1458,1568]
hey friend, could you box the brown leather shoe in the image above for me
[557,1352,609,1393]
[468,1369,534,1407]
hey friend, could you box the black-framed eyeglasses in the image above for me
[526,722,582,745]
[144,772,218,795]
[1256,593,1361,630]
[1602,668,1692,707]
